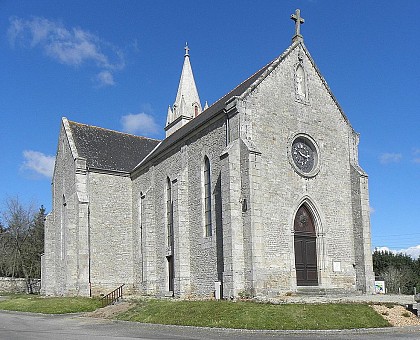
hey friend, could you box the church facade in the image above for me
[41,10,375,298]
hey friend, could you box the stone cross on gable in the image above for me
[291,9,305,43]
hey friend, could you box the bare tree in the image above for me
[0,198,45,291]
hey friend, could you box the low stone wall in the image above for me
[0,277,41,294]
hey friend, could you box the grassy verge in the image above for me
[0,294,101,314]
[116,299,391,330]
[0,295,391,330]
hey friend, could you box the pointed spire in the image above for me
[165,44,203,137]
[203,101,209,110]
[173,45,202,117]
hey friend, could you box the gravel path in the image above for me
[371,304,420,327]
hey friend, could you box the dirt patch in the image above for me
[86,301,134,319]
[371,304,420,327]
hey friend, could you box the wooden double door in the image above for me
[294,205,318,286]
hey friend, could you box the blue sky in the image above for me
[1,1,419,258]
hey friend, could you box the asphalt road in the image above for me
[0,311,419,340]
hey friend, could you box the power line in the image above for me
[373,232,420,238]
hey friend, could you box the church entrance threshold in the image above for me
[294,205,318,286]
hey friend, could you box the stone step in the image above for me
[296,287,358,296]
[296,287,327,296]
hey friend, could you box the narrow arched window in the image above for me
[204,157,212,237]
[166,177,173,247]
[61,195,67,260]
[139,192,145,282]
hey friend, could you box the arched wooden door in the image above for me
[294,205,318,286]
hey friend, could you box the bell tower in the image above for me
[165,43,203,137]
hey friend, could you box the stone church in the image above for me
[41,10,375,298]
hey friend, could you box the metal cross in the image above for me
[184,43,190,56]
[291,9,305,41]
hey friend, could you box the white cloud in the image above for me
[94,70,115,87]
[402,245,420,259]
[121,113,159,136]
[8,16,124,86]
[21,150,55,179]
[374,245,420,259]
[379,153,402,164]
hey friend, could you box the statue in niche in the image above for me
[295,64,307,101]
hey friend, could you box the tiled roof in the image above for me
[68,121,160,173]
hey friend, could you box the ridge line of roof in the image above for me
[68,119,161,142]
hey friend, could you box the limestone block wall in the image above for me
[185,116,226,297]
[351,166,375,293]
[132,114,228,298]
[239,44,363,296]
[88,172,134,295]
[131,168,158,295]
[43,123,81,296]
[0,278,40,294]
[43,120,92,297]
[42,213,55,295]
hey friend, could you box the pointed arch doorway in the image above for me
[294,205,318,286]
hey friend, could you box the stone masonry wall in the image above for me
[88,172,134,295]
[239,43,363,296]
[132,114,228,298]
[0,278,40,294]
[43,122,81,296]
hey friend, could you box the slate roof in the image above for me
[68,121,160,173]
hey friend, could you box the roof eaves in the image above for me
[68,120,161,142]
[132,140,162,173]
[87,166,131,177]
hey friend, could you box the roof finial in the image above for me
[184,42,190,57]
[291,9,305,43]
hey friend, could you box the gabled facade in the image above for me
[42,10,374,298]
[42,119,159,296]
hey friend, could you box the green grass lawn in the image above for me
[0,294,101,314]
[0,294,391,330]
[116,299,391,330]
